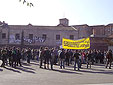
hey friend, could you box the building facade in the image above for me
[0,18,78,48]
[0,18,113,50]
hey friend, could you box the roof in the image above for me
[59,18,69,20]
[8,25,77,31]
[72,24,88,27]
[107,23,113,26]
[90,25,105,27]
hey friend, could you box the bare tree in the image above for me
[19,0,34,7]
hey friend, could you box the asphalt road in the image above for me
[0,61,113,85]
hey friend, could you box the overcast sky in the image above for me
[0,0,113,26]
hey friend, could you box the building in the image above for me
[0,18,78,48]
[0,18,113,50]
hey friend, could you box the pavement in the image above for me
[0,60,113,85]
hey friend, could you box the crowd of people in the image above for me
[38,47,113,70]
[0,46,112,71]
[0,46,38,68]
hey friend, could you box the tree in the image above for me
[19,0,34,7]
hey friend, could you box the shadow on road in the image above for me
[21,66,36,71]
[22,62,31,66]
[90,68,106,71]
[15,67,36,74]
[52,69,82,75]
[3,65,35,74]
[4,67,21,73]
[79,69,113,75]
[0,68,3,71]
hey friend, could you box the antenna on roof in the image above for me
[63,12,65,18]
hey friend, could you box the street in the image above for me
[0,61,113,85]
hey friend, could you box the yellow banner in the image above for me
[62,37,90,49]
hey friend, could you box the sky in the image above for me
[0,0,113,26]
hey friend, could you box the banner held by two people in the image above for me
[62,37,90,49]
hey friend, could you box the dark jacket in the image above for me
[60,51,65,59]
[74,53,80,60]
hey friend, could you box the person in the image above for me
[59,49,65,69]
[12,47,17,67]
[7,47,13,66]
[58,49,62,65]
[86,50,92,68]
[100,51,104,64]
[53,48,58,65]
[39,47,44,68]
[81,50,86,64]
[26,48,32,64]
[16,48,22,66]
[97,50,101,63]
[21,48,26,60]
[79,51,82,68]
[32,49,35,60]
[36,49,39,62]
[73,50,80,71]
[1,48,7,67]
[69,50,73,65]
[65,49,70,66]
[43,47,51,69]
[105,50,112,69]
[50,48,55,70]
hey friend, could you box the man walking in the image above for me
[105,50,112,69]
[73,50,80,71]
[59,49,65,69]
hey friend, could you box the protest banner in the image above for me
[62,37,90,49]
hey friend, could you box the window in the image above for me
[70,35,74,40]
[42,34,47,39]
[56,35,60,40]
[29,34,33,40]
[112,28,113,31]
[108,29,110,31]
[2,33,6,39]
[15,34,20,40]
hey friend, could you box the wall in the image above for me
[0,25,78,47]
